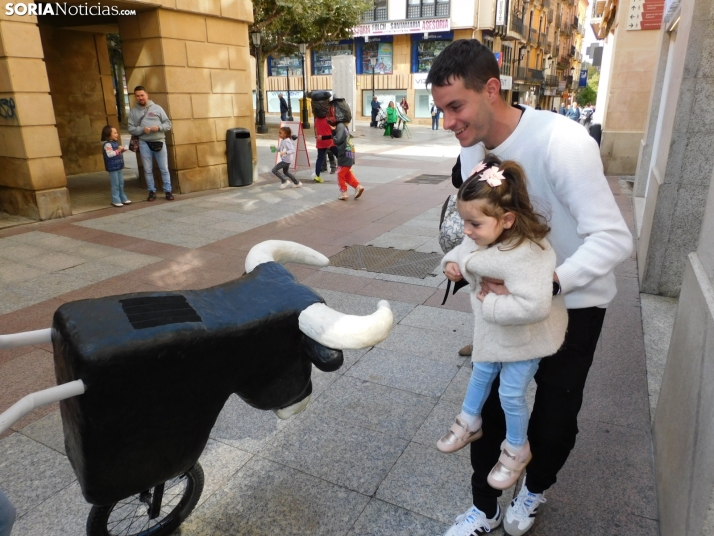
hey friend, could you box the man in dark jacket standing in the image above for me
[370,96,382,127]
[279,93,290,121]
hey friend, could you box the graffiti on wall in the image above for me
[0,98,17,119]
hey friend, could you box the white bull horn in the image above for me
[0,328,52,349]
[245,240,330,273]
[298,300,394,350]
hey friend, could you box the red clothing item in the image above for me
[337,166,360,192]
[315,117,335,149]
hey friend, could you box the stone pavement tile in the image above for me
[119,238,189,258]
[309,288,416,326]
[0,297,65,333]
[262,411,408,495]
[210,394,293,454]
[412,398,471,459]
[45,224,107,242]
[302,271,372,294]
[376,442,512,526]
[56,260,135,284]
[192,456,370,535]
[69,242,128,260]
[376,324,471,367]
[58,277,164,302]
[195,438,253,508]
[0,243,46,262]
[309,375,436,442]
[101,251,163,269]
[0,344,34,368]
[76,230,141,249]
[347,498,450,536]
[338,348,371,373]
[21,251,86,272]
[545,421,657,521]
[11,273,100,305]
[11,480,89,536]
[284,263,322,283]
[423,288,473,313]
[414,237,442,253]
[308,366,343,398]
[367,232,433,250]
[399,305,474,337]
[0,433,77,517]
[209,220,261,234]
[18,410,65,455]
[440,362,473,404]
[122,261,233,291]
[4,231,84,251]
[354,279,436,304]
[345,348,458,398]
[386,224,437,238]
[0,263,45,285]
[580,366,651,431]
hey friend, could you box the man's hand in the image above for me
[143,127,151,134]
[444,262,463,282]
[150,126,160,132]
[480,276,509,296]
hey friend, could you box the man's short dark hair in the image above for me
[134,86,147,93]
[425,39,501,93]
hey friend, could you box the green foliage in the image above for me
[252,0,373,57]
[576,85,597,106]
[587,67,599,93]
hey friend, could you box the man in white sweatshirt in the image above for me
[427,40,633,536]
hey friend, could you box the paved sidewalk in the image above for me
[0,122,656,535]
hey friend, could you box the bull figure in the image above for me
[0,241,393,507]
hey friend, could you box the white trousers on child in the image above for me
[462,358,541,447]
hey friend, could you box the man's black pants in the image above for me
[470,307,607,516]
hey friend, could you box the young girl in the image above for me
[437,155,568,491]
[101,126,131,207]
[332,119,364,201]
[384,101,397,137]
[272,126,301,189]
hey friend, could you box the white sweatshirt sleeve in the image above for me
[546,125,633,294]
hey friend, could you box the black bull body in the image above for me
[51,261,343,506]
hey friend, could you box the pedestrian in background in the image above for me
[101,125,131,208]
[559,103,567,115]
[279,93,290,121]
[370,96,382,127]
[384,101,397,137]
[566,103,580,122]
[397,97,409,130]
[314,114,337,183]
[272,126,301,189]
[431,102,442,130]
[128,86,174,202]
[333,120,364,201]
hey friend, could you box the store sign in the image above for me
[353,18,450,37]
[413,73,429,88]
[579,69,588,87]
[500,75,512,91]
[496,0,507,25]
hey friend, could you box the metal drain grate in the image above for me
[404,174,450,184]
[329,245,441,279]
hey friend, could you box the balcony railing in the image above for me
[528,68,544,81]
[511,16,525,36]
[545,75,559,87]
[530,28,538,43]
[560,22,571,34]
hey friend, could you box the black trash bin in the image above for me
[589,123,602,147]
[226,128,253,187]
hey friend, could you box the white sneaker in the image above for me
[503,484,546,536]
[444,505,502,536]
[279,182,290,189]
[292,181,303,188]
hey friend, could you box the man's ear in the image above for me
[484,78,502,101]
[502,211,516,229]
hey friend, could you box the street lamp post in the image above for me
[369,56,377,98]
[284,60,293,121]
[298,43,310,129]
[250,30,268,134]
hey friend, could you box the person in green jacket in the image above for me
[384,101,397,137]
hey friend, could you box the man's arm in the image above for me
[158,107,172,132]
[127,110,142,136]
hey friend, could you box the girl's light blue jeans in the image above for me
[462,358,541,448]
[0,489,16,536]
[139,139,171,193]
[108,170,127,204]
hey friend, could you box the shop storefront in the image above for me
[410,32,453,73]
[412,73,433,118]
[361,90,408,118]
[354,36,395,74]
[312,41,354,75]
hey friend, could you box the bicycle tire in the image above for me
[86,463,204,536]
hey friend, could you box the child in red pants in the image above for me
[332,121,365,201]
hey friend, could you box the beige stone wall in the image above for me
[40,27,119,176]
[119,8,255,194]
[601,11,659,174]
[0,11,70,220]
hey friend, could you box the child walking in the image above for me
[437,155,567,492]
[272,126,302,189]
[332,120,364,201]
[101,125,131,207]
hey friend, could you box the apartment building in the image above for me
[261,0,587,125]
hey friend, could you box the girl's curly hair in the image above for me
[457,154,550,249]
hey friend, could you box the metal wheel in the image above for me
[86,463,204,536]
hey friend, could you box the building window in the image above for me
[407,0,449,18]
[483,36,494,50]
[501,43,513,77]
[362,0,388,21]
[415,39,450,72]
[312,43,353,75]
[267,55,303,77]
[362,42,393,74]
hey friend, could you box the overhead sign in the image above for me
[353,18,450,37]
[413,73,429,88]
[627,0,665,30]
[496,0,507,25]
[500,75,513,91]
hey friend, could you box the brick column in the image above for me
[119,4,255,194]
[0,12,70,220]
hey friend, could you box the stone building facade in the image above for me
[0,0,255,220]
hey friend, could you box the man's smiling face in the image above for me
[431,77,494,148]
